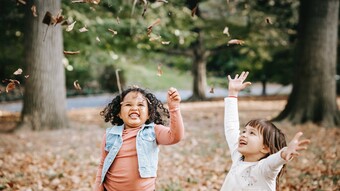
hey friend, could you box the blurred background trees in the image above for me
[0,0,339,128]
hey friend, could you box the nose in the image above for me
[240,132,247,137]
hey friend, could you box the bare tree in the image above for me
[275,0,340,127]
[20,0,68,130]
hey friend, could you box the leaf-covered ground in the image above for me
[0,97,339,191]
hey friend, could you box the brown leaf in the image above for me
[66,21,77,32]
[13,68,23,75]
[79,26,88,32]
[157,64,163,77]
[227,39,245,46]
[108,28,118,36]
[265,17,272,24]
[63,50,80,55]
[17,0,26,5]
[42,10,64,26]
[5,80,20,93]
[161,41,170,45]
[31,5,38,17]
[72,0,100,4]
[73,80,82,91]
[24,75,30,78]
[223,27,230,37]
[147,18,161,36]
[209,86,214,94]
[191,5,198,17]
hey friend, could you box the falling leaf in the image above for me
[13,68,23,75]
[149,35,161,41]
[265,17,272,24]
[227,39,245,46]
[156,0,168,3]
[209,86,214,94]
[63,50,80,55]
[5,80,20,93]
[73,80,82,91]
[157,64,163,77]
[71,0,100,4]
[116,17,120,24]
[17,0,26,5]
[223,27,230,37]
[31,5,38,17]
[24,75,29,78]
[79,26,88,32]
[96,36,101,42]
[161,41,171,45]
[108,28,118,36]
[141,0,148,17]
[191,5,198,17]
[66,21,77,32]
[147,18,161,36]
[42,10,64,26]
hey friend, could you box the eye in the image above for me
[241,130,246,133]
[250,131,256,135]
[138,103,146,107]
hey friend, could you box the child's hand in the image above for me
[281,132,310,161]
[227,71,251,97]
[167,87,181,110]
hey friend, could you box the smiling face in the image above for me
[118,91,149,129]
[238,125,270,162]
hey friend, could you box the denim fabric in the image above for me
[100,123,159,184]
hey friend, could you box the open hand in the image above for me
[227,71,252,96]
[281,132,311,161]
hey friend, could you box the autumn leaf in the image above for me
[63,50,80,55]
[157,64,163,77]
[17,0,26,5]
[5,79,20,93]
[73,80,82,91]
[66,21,77,32]
[147,18,161,36]
[79,26,88,32]
[31,5,38,17]
[223,27,230,37]
[227,39,245,46]
[24,75,29,78]
[149,35,161,42]
[156,0,168,3]
[191,5,198,17]
[71,0,100,4]
[96,36,101,42]
[13,68,23,75]
[266,17,272,24]
[209,86,214,94]
[108,28,118,36]
[161,41,170,45]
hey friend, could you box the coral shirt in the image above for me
[94,109,184,191]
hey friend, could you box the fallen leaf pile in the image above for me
[0,98,339,190]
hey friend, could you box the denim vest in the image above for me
[100,123,159,184]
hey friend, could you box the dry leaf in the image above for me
[31,5,38,17]
[161,41,170,45]
[191,5,198,17]
[157,64,163,77]
[13,68,23,75]
[71,0,100,4]
[79,26,88,32]
[5,80,20,93]
[73,80,82,91]
[209,86,214,94]
[149,35,161,41]
[17,0,26,5]
[265,17,272,24]
[116,17,120,24]
[227,39,245,45]
[66,21,77,32]
[96,36,101,42]
[108,29,118,36]
[63,50,80,55]
[24,75,29,78]
[42,10,64,26]
[147,18,161,36]
[156,0,168,3]
[223,27,230,37]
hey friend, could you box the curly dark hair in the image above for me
[100,86,170,126]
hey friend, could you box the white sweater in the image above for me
[220,97,286,191]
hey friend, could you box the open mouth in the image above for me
[239,139,247,146]
[129,113,140,118]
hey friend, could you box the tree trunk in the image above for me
[275,0,340,127]
[19,0,69,130]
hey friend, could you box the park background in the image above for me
[0,0,339,190]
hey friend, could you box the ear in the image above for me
[260,145,270,154]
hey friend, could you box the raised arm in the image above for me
[156,87,184,145]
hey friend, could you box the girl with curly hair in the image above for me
[93,86,185,191]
